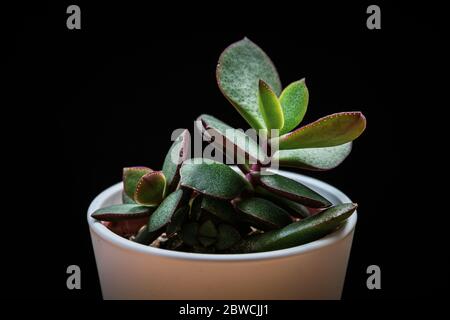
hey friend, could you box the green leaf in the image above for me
[216,37,282,129]
[198,220,218,238]
[273,142,352,171]
[201,197,252,236]
[199,114,266,165]
[91,204,154,222]
[104,217,149,238]
[180,159,248,200]
[123,167,152,199]
[278,112,366,149]
[181,222,199,246]
[199,237,216,247]
[233,203,357,253]
[255,186,310,218]
[216,224,241,250]
[258,173,332,208]
[279,79,309,135]
[132,225,161,245]
[258,80,284,130]
[234,197,292,231]
[189,194,203,221]
[198,219,220,247]
[166,205,189,236]
[134,171,166,206]
[122,191,135,204]
[162,129,190,192]
[147,189,185,232]
[201,196,239,224]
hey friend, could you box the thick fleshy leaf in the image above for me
[258,173,332,208]
[272,142,352,171]
[258,80,284,130]
[132,225,161,245]
[279,79,309,135]
[166,205,189,236]
[147,189,185,232]
[180,159,248,199]
[189,194,203,221]
[181,222,199,246]
[216,38,282,129]
[278,112,366,149]
[103,217,149,238]
[232,203,357,253]
[215,224,241,250]
[122,191,135,204]
[201,196,239,224]
[91,204,154,222]
[134,171,166,206]
[234,197,292,231]
[201,197,251,236]
[199,237,216,247]
[123,167,152,199]
[255,186,310,218]
[198,220,218,238]
[272,198,311,218]
[162,129,190,192]
[199,114,266,165]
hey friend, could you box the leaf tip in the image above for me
[258,79,271,91]
[349,111,367,132]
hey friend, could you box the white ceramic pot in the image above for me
[88,170,357,300]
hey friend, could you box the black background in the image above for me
[8,2,447,301]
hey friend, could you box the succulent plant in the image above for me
[91,38,366,254]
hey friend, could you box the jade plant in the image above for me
[91,38,366,254]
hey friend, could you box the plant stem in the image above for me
[237,163,251,174]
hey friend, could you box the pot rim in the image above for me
[87,171,357,262]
